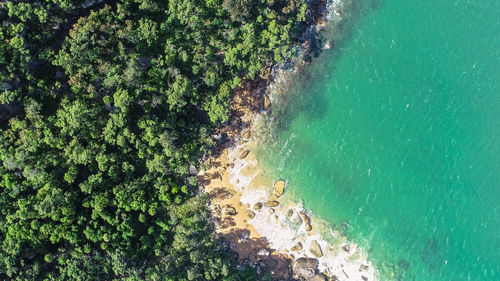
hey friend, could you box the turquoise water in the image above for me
[259,0,500,280]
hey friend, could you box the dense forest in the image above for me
[0,0,309,280]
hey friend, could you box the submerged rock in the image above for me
[292,213,303,224]
[239,150,250,159]
[264,200,280,207]
[309,240,323,258]
[274,179,286,197]
[286,208,294,217]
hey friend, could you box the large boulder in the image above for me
[309,240,323,258]
[239,150,250,159]
[264,200,279,207]
[246,210,255,219]
[274,179,286,197]
[293,257,318,278]
[300,212,311,224]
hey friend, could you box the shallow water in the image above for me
[258,0,500,280]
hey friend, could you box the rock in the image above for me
[341,243,350,253]
[300,212,311,224]
[323,40,333,50]
[239,229,250,240]
[317,19,327,27]
[264,200,279,207]
[253,202,263,210]
[293,257,318,278]
[269,208,275,214]
[305,9,313,24]
[360,264,370,271]
[239,150,250,159]
[246,210,255,219]
[362,276,368,281]
[286,209,294,217]
[291,242,303,252]
[224,207,237,216]
[264,94,271,109]
[305,224,312,232]
[274,179,286,197]
[309,240,323,258]
[242,131,251,139]
[257,248,270,256]
[230,116,241,128]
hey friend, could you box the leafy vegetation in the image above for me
[0,0,308,279]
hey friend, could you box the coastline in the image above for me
[198,0,378,280]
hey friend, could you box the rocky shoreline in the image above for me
[197,0,378,280]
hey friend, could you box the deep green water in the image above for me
[259,0,500,280]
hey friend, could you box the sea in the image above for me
[257,0,500,280]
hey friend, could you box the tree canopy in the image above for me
[0,0,308,279]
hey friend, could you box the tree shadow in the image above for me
[208,187,234,200]
[224,228,296,280]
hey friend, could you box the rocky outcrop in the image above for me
[309,240,323,258]
[239,229,250,241]
[293,257,318,279]
[274,179,286,197]
[309,274,327,281]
